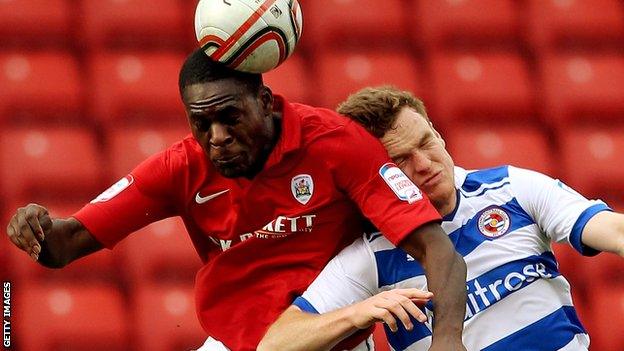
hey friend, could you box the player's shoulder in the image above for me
[459,165,512,193]
[458,165,559,207]
[289,102,375,145]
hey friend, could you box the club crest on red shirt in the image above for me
[477,206,511,238]
[291,174,314,205]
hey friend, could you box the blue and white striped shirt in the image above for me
[294,166,610,351]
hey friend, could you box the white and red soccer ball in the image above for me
[195,0,303,74]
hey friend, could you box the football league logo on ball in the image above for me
[195,0,303,73]
[477,206,511,239]
[291,174,313,205]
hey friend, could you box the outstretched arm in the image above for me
[5,203,102,268]
[582,211,624,257]
[258,289,432,351]
[399,221,467,351]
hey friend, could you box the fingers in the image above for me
[373,307,400,332]
[6,222,27,251]
[399,288,434,300]
[375,289,432,332]
[6,204,49,262]
[25,205,46,241]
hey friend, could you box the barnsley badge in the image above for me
[291,174,314,205]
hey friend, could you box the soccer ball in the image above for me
[195,0,303,74]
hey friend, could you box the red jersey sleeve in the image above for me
[325,119,441,245]
[72,145,185,249]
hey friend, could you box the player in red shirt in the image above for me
[5,49,467,351]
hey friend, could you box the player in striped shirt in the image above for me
[258,86,624,351]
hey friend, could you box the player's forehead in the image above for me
[381,107,432,156]
[183,79,250,111]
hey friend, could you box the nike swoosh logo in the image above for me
[195,189,230,204]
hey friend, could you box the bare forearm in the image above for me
[39,218,102,268]
[582,212,624,258]
[400,222,467,343]
[423,247,466,338]
[258,306,358,351]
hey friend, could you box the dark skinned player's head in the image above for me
[179,49,278,179]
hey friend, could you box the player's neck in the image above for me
[437,189,459,217]
[244,113,282,179]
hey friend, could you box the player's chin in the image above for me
[214,164,247,178]
[213,160,253,178]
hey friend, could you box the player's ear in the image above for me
[259,85,274,117]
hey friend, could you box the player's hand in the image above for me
[345,288,433,333]
[6,204,53,262]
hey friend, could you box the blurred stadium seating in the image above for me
[446,123,555,176]
[1,1,623,350]
[0,51,83,123]
[414,0,521,50]
[14,283,129,350]
[316,49,424,109]
[116,218,202,287]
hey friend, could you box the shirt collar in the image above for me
[442,166,468,222]
[264,95,302,169]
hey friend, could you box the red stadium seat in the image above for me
[132,283,206,351]
[526,0,624,51]
[414,0,520,49]
[0,0,72,48]
[0,52,83,123]
[116,217,201,285]
[586,286,624,351]
[428,52,535,129]
[540,54,624,126]
[446,123,555,176]
[303,0,407,49]
[264,53,312,104]
[559,126,624,194]
[316,50,424,109]
[79,0,187,50]
[106,126,189,179]
[0,127,103,202]
[14,283,129,351]
[88,52,186,126]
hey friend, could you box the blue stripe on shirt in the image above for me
[376,198,536,287]
[570,203,611,257]
[384,317,432,350]
[483,306,586,351]
[464,251,559,318]
[450,198,535,257]
[293,296,319,314]
[375,248,424,287]
[461,166,509,193]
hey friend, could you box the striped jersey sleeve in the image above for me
[293,236,378,314]
[508,166,611,256]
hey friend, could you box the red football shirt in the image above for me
[73,96,441,350]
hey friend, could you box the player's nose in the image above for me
[411,150,433,172]
[209,123,234,148]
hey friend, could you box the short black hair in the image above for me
[178,48,263,93]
